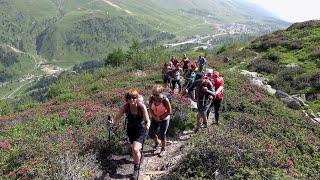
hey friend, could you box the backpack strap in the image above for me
[125,103,142,116]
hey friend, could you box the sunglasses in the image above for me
[153,93,161,97]
[127,96,137,100]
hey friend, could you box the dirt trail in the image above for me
[99,113,215,180]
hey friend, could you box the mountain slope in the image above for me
[0,0,289,93]
[2,20,320,179]
[248,20,320,111]
[0,0,289,62]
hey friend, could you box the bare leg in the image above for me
[132,141,142,165]
[152,136,161,147]
[161,138,166,148]
[196,112,202,129]
[202,112,208,126]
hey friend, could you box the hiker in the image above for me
[198,55,206,72]
[171,66,183,93]
[108,89,150,179]
[207,70,224,124]
[148,85,172,157]
[181,54,190,72]
[162,63,172,89]
[183,63,197,88]
[170,55,179,68]
[186,74,215,133]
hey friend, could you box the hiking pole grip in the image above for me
[107,115,112,145]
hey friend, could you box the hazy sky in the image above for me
[246,0,320,22]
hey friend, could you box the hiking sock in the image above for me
[134,164,139,171]
[133,164,139,179]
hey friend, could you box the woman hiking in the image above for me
[181,54,190,72]
[148,85,172,157]
[108,89,150,179]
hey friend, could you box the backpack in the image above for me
[199,57,206,66]
[162,92,172,103]
[190,71,196,81]
[150,92,172,106]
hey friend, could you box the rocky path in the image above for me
[98,112,215,180]
[100,131,191,180]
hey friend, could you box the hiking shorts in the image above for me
[127,127,145,144]
[148,118,170,141]
[183,65,189,71]
[197,99,212,114]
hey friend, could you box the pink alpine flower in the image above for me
[0,141,11,150]
[59,111,69,119]
[288,157,295,167]
[7,171,15,177]
[16,167,27,175]
[266,144,274,155]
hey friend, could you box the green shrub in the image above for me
[104,48,126,67]
[249,58,279,74]
[263,51,281,63]
[311,72,320,91]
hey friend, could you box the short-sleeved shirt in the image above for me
[211,77,224,100]
[199,57,206,67]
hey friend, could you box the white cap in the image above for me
[206,68,213,74]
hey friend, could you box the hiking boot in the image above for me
[194,128,199,133]
[132,165,139,180]
[212,120,219,125]
[202,122,208,128]
[152,142,159,150]
[158,148,166,157]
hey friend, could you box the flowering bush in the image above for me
[165,72,320,179]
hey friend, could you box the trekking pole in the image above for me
[137,131,149,180]
[107,115,113,155]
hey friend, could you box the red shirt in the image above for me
[171,58,179,67]
[210,77,224,100]
[182,58,190,67]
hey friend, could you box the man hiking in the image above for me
[186,74,215,133]
[108,89,150,179]
[207,70,224,124]
[148,85,172,157]
[198,55,206,73]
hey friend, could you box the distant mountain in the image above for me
[0,0,289,83]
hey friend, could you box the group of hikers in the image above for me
[108,54,224,179]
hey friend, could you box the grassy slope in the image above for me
[166,70,320,179]
[247,20,320,111]
[0,42,319,179]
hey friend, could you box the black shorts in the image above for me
[163,75,170,83]
[127,127,144,144]
[197,99,212,114]
[183,65,189,71]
